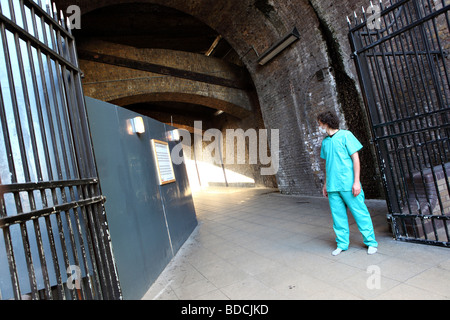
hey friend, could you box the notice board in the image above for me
[151,139,176,185]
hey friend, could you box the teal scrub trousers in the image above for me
[328,189,378,250]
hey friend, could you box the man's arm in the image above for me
[351,152,361,197]
[322,160,328,198]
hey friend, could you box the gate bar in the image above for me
[0,196,105,227]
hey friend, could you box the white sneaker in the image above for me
[367,246,378,255]
[332,248,343,256]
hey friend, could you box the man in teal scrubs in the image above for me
[317,111,378,256]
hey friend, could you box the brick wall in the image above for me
[241,0,385,197]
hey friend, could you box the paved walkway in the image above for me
[143,187,450,300]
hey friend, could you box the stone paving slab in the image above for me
[143,187,450,300]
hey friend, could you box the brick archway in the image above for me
[78,41,254,119]
[54,0,382,197]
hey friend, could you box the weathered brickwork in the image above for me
[78,41,254,118]
[55,0,388,198]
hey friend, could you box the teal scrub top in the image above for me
[320,130,363,192]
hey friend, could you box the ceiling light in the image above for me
[257,27,300,66]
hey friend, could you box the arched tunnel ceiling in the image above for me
[69,2,255,124]
[73,2,240,62]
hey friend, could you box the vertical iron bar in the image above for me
[43,214,64,299]
[0,74,16,189]
[82,186,106,300]
[53,205,75,300]
[19,222,38,299]
[91,183,121,300]
[63,207,83,300]
[76,184,103,299]
[3,226,21,299]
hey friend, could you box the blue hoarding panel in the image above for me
[85,97,197,299]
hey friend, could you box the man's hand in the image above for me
[352,182,361,197]
[322,184,328,198]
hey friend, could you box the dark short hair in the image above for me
[317,111,340,130]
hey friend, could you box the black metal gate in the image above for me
[0,0,121,299]
[348,0,450,247]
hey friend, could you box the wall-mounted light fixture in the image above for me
[166,129,181,142]
[257,27,300,66]
[131,116,145,134]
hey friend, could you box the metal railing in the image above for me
[0,0,121,299]
[348,0,450,247]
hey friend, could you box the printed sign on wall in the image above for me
[151,139,176,185]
